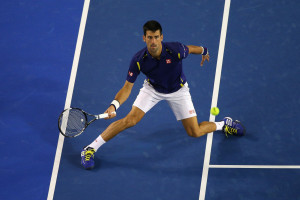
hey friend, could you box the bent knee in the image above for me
[186,128,201,137]
[185,127,207,137]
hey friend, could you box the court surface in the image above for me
[1,0,299,199]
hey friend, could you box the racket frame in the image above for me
[58,107,113,138]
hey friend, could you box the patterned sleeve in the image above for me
[177,42,189,60]
[126,56,140,83]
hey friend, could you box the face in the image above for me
[143,30,163,56]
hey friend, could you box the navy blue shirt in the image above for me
[126,42,189,93]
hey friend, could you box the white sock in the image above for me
[87,135,106,152]
[214,121,224,131]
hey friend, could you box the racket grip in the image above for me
[98,112,116,119]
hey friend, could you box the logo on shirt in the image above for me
[166,59,172,64]
[128,71,133,77]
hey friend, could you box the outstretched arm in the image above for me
[105,80,134,119]
[187,45,210,66]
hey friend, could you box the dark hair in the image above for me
[143,20,162,36]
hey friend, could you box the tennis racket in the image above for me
[58,107,116,138]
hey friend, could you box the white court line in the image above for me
[210,165,300,169]
[199,0,231,200]
[47,0,90,200]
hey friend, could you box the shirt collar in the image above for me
[160,42,167,58]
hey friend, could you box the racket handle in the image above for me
[97,112,116,119]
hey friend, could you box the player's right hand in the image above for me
[104,105,117,119]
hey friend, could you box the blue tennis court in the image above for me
[1,0,299,199]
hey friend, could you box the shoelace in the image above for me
[224,125,237,137]
[84,150,94,161]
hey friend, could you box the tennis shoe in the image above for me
[81,147,95,170]
[223,117,246,137]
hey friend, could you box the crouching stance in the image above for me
[81,20,245,170]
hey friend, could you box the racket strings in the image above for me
[59,109,87,136]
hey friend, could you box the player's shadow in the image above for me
[62,127,258,171]
[212,131,259,164]
[89,127,206,174]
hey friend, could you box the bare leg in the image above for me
[101,106,145,141]
[181,116,216,137]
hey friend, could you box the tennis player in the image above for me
[81,20,245,169]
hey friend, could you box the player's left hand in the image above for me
[200,54,210,66]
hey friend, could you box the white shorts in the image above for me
[133,80,197,121]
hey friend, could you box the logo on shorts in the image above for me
[189,110,195,114]
[128,71,133,77]
[166,59,172,64]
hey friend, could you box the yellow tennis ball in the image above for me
[210,107,220,116]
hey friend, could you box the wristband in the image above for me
[110,100,120,111]
[202,47,208,56]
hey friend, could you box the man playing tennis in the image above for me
[81,20,245,169]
